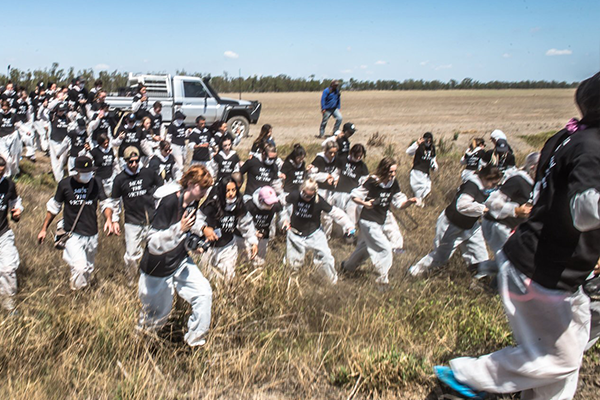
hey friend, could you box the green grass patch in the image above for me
[519,130,557,149]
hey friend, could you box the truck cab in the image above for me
[105,73,261,137]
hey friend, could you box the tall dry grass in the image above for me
[1,142,598,400]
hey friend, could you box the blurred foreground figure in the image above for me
[0,156,22,311]
[435,71,600,400]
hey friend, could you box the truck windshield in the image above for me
[183,81,209,98]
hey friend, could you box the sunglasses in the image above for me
[301,191,315,200]
[127,159,140,165]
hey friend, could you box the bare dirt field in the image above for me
[227,89,577,150]
[2,90,598,400]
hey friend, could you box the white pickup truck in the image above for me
[105,73,261,136]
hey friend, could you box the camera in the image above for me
[185,233,213,252]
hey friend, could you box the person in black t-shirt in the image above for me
[239,143,280,196]
[460,138,486,181]
[438,72,600,400]
[280,144,307,198]
[107,147,163,283]
[242,185,287,266]
[66,118,91,175]
[138,116,160,161]
[285,179,355,284]
[0,156,23,311]
[0,100,22,177]
[197,177,258,280]
[208,120,228,154]
[409,165,502,278]
[90,134,117,196]
[131,84,150,120]
[149,101,163,137]
[406,132,438,207]
[209,135,240,184]
[137,165,213,347]
[309,140,343,238]
[330,144,369,226]
[114,114,144,170]
[249,124,276,158]
[167,111,189,172]
[88,103,112,146]
[148,141,180,184]
[188,116,212,166]
[37,156,114,290]
[321,121,356,158]
[480,138,516,174]
[482,152,539,255]
[48,103,71,181]
[14,89,37,162]
[341,157,416,284]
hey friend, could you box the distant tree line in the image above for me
[0,63,578,94]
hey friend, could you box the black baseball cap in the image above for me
[343,122,356,134]
[174,111,186,120]
[495,139,509,153]
[74,156,96,172]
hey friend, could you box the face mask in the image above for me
[264,157,275,166]
[226,197,237,204]
[175,119,184,126]
[78,172,94,183]
[225,197,237,211]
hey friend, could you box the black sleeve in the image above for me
[359,162,369,177]
[202,204,219,228]
[153,169,164,187]
[96,178,108,201]
[319,196,333,213]
[54,180,66,204]
[239,158,253,175]
[286,190,299,204]
[111,174,123,199]
[152,194,176,230]
[567,144,600,198]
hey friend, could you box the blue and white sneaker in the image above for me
[434,366,487,399]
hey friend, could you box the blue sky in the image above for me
[2,0,599,82]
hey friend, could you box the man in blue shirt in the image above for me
[319,80,342,138]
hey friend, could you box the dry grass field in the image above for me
[2,90,599,400]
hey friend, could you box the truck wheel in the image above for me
[227,115,250,139]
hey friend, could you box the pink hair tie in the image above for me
[565,118,587,134]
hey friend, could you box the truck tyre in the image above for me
[227,115,250,139]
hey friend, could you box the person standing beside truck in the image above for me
[318,80,342,138]
[132,84,150,120]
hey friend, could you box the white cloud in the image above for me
[224,51,239,59]
[546,48,572,56]
[375,60,387,65]
[359,65,367,69]
[419,60,429,66]
[94,63,110,70]
[435,64,453,70]
[502,53,512,58]
[340,69,352,74]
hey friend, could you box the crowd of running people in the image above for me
[1,73,600,399]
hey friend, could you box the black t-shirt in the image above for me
[111,168,163,225]
[14,99,29,123]
[150,112,162,132]
[359,177,401,224]
[90,147,116,179]
[139,193,195,277]
[0,178,18,236]
[201,202,247,247]
[240,158,279,195]
[482,149,516,172]
[67,128,88,157]
[117,125,144,157]
[504,128,600,292]
[148,154,176,181]
[245,199,282,239]
[336,136,350,156]
[91,115,111,143]
[133,93,149,119]
[0,90,16,107]
[281,159,306,193]
[287,190,332,236]
[50,114,70,142]
[444,180,487,230]
[189,127,212,162]
[335,156,369,193]
[310,154,337,191]
[0,111,16,137]
[485,173,532,229]
[168,123,187,146]
[54,177,107,236]
[464,148,485,170]
[213,152,240,183]
[412,143,436,174]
